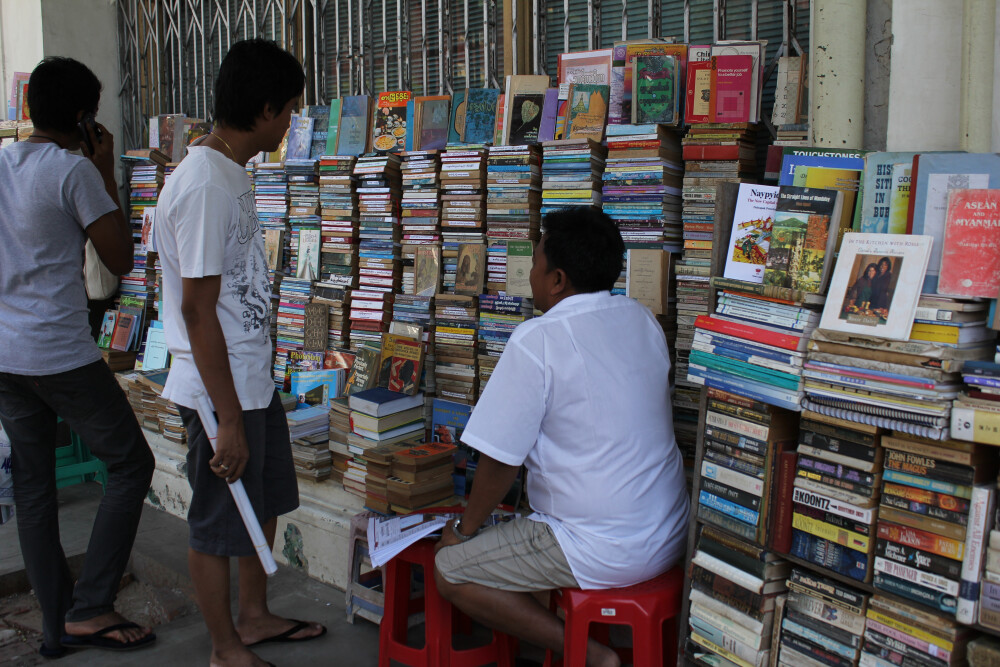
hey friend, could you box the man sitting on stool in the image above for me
[434,207,690,667]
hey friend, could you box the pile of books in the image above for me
[317,155,358,289]
[434,294,478,405]
[312,283,350,351]
[345,388,425,500]
[686,524,788,666]
[122,151,165,307]
[392,296,436,407]
[348,289,394,349]
[485,144,542,292]
[286,405,330,446]
[273,277,312,389]
[291,432,332,481]
[602,124,683,254]
[254,161,291,282]
[540,138,606,214]
[979,517,1000,630]
[399,150,441,294]
[874,433,997,618]
[477,295,532,392]
[861,594,972,667]
[440,148,487,293]
[286,158,321,279]
[327,397,353,482]
[355,153,402,298]
[385,441,456,513]
[790,414,883,583]
[775,567,868,667]
[952,357,1000,446]
[361,442,409,513]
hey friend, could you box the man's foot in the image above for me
[586,639,621,667]
[64,611,153,645]
[236,614,326,647]
[210,644,274,667]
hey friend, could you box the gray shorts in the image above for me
[178,389,299,557]
[435,517,579,592]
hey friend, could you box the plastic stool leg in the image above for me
[631,618,664,667]
[562,613,591,667]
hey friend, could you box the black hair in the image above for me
[540,207,625,293]
[27,57,101,133]
[878,256,892,271]
[213,39,305,131]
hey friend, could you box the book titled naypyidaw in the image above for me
[724,183,779,284]
[818,233,933,342]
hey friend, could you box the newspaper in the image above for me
[367,511,518,567]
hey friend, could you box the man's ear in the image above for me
[551,268,570,295]
[259,103,277,122]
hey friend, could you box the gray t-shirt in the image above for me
[0,142,118,375]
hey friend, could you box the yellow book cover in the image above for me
[887,163,911,234]
[801,166,862,251]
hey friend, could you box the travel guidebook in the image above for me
[818,233,933,341]
[723,183,779,284]
[763,186,843,293]
[938,188,1000,298]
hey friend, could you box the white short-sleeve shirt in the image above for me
[461,291,690,589]
[155,146,274,410]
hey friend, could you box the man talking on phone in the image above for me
[0,58,155,657]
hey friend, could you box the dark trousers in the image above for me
[0,360,154,650]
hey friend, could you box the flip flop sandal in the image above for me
[247,620,327,647]
[61,622,156,651]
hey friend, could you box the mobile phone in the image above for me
[78,113,103,154]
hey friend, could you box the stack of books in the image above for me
[355,153,403,297]
[861,594,972,667]
[386,441,457,513]
[254,161,291,281]
[392,296,436,410]
[602,124,683,254]
[286,405,330,447]
[122,152,165,309]
[273,277,312,389]
[440,148,487,293]
[979,517,1000,630]
[540,138,606,214]
[686,524,788,667]
[344,388,424,499]
[434,294,479,405]
[327,397,352,483]
[291,431,332,481]
[317,155,359,289]
[485,144,542,292]
[952,358,1000,446]
[790,413,884,583]
[399,150,441,294]
[775,567,868,667]
[311,283,350,351]
[477,295,532,392]
[348,289,394,349]
[875,434,997,618]
[361,442,410,513]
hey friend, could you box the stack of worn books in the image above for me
[386,441,457,513]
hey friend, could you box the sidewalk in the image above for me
[0,483,380,666]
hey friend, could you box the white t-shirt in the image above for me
[156,146,274,411]
[461,291,690,589]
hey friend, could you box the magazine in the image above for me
[367,511,517,567]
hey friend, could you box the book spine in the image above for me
[883,455,973,487]
[706,439,767,469]
[771,450,798,553]
[781,618,857,661]
[707,397,773,426]
[876,506,966,543]
[705,449,766,479]
[705,426,768,456]
[801,429,878,463]
[703,477,764,512]
[793,477,875,509]
[695,314,802,351]
[690,601,765,649]
[698,504,760,542]
[881,483,969,513]
[780,634,850,667]
[876,522,966,560]
[794,503,872,537]
[873,538,963,580]
[690,588,766,635]
[792,486,876,523]
[956,483,996,624]
[864,609,955,654]
[881,470,972,500]
[692,550,767,593]
[789,529,870,582]
[798,454,878,486]
[702,460,765,496]
[698,538,768,580]
[872,572,958,615]
[796,444,879,474]
[873,556,959,596]
[701,490,761,526]
[689,562,770,611]
[689,613,766,664]
[689,631,759,667]
[789,568,867,612]
[785,589,866,635]
[880,494,968,526]
[717,304,810,330]
[863,630,948,667]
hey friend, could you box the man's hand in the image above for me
[208,418,249,483]
[82,122,116,182]
[435,518,463,553]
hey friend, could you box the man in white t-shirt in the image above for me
[435,208,689,667]
[156,40,325,667]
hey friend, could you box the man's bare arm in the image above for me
[438,453,520,549]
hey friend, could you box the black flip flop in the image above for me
[61,622,156,651]
[247,619,327,647]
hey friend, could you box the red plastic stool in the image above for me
[543,566,684,667]
[378,538,517,667]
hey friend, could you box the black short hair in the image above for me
[213,39,305,131]
[540,207,625,293]
[27,57,101,133]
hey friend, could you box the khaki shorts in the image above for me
[435,517,579,592]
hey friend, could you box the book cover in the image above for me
[304,105,330,158]
[502,75,550,145]
[620,42,689,125]
[264,229,284,271]
[626,249,670,315]
[536,88,560,143]
[286,114,315,160]
[685,60,712,124]
[97,311,117,349]
[336,95,371,156]
[818,233,933,341]
[938,188,1000,298]
[764,186,842,293]
[710,41,764,123]
[448,90,467,143]
[141,322,169,371]
[157,113,187,163]
[414,245,441,297]
[110,313,136,351]
[505,240,534,298]
[507,93,546,146]
[324,98,342,155]
[798,165,862,251]
[414,95,450,150]
[463,88,501,145]
[345,345,381,395]
[430,397,473,447]
[372,91,411,153]
[290,368,346,408]
[779,147,866,187]
[387,336,424,395]
[556,49,613,138]
[709,54,753,123]
[296,228,321,280]
[631,54,678,125]
[859,152,919,233]
[455,243,486,295]
[493,94,506,146]
[724,183,779,284]
[404,99,415,151]
[565,83,610,142]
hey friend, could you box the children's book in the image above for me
[938,189,1000,298]
[372,91,412,153]
[723,184,779,284]
[463,88,501,145]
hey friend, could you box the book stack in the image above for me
[386,441,457,513]
[686,524,789,667]
[540,138,607,215]
[286,405,330,451]
[392,295,436,402]
[311,283,350,351]
[291,432,333,481]
[602,124,683,254]
[345,388,425,500]
[434,294,479,405]
[774,567,868,667]
[485,144,542,292]
[979,519,1000,630]
[399,150,441,294]
[287,158,322,281]
[317,155,359,289]
[122,153,165,309]
[354,153,403,298]
[860,594,972,667]
[874,433,997,619]
[952,358,1000,446]
[790,413,884,583]
[361,442,409,513]
[254,161,291,281]
[348,289,394,349]
[440,148,487,293]
[273,278,312,389]
[477,295,532,392]
[327,397,353,482]
[696,387,797,544]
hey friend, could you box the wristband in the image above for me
[452,518,478,542]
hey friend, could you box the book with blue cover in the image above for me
[336,95,371,156]
[463,88,501,145]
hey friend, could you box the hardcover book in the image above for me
[286,115,315,160]
[372,91,411,153]
[455,243,486,295]
[414,95,450,151]
[818,233,933,341]
[565,83,610,142]
[502,75,550,146]
[938,188,1000,298]
[724,183,779,284]
[336,95,371,156]
[463,88,501,144]
[763,186,843,293]
[631,54,678,125]
[556,49,613,138]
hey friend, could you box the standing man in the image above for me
[434,208,689,667]
[156,39,325,667]
[0,57,155,657]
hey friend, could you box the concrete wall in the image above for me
[995,5,1000,152]
[0,0,43,113]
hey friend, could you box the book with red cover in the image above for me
[694,314,806,351]
[938,188,1000,298]
[682,144,752,161]
[110,313,136,351]
[769,450,798,553]
[685,60,712,124]
[709,54,753,123]
[905,154,921,233]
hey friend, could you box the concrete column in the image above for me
[0,0,44,114]
[810,0,867,148]
[960,0,996,151]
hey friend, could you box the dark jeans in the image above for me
[0,360,154,651]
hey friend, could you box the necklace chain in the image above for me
[210,132,238,163]
[29,134,60,144]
